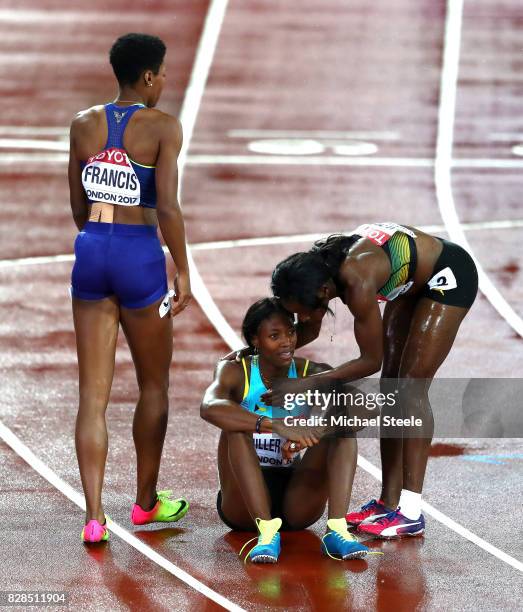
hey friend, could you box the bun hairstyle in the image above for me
[241,297,294,348]
[271,234,359,309]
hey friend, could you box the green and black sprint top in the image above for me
[352,222,418,301]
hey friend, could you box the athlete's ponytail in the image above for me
[271,234,359,309]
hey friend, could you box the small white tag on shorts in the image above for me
[159,289,175,318]
[428,267,457,291]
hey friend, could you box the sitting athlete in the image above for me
[266,223,478,538]
[201,298,369,563]
[68,33,191,543]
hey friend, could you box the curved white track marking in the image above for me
[2,219,523,269]
[175,0,242,351]
[436,0,523,338]
[0,423,244,611]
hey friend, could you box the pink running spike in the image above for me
[81,519,109,543]
[131,501,161,525]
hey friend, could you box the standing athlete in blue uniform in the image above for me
[68,34,191,543]
[201,298,369,563]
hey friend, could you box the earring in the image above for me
[147,82,153,87]
[253,346,258,354]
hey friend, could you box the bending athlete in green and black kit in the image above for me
[267,222,478,538]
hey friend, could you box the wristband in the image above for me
[255,415,267,434]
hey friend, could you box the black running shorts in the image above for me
[422,239,478,308]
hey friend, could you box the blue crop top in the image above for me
[240,355,310,468]
[81,103,157,209]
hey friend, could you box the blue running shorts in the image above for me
[71,222,167,309]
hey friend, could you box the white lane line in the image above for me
[0,254,75,268]
[4,151,523,169]
[0,139,69,151]
[228,129,401,140]
[175,0,242,351]
[0,153,69,164]
[435,0,523,338]
[0,126,69,136]
[0,126,399,140]
[489,132,523,141]
[0,9,185,23]
[189,219,523,251]
[2,219,523,269]
[452,158,523,168]
[187,156,523,169]
[186,154,433,167]
[0,423,244,611]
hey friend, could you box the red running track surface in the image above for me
[0,0,522,610]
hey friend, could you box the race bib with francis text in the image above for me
[82,147,141,206]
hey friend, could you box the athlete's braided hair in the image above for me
[271,234,359,309]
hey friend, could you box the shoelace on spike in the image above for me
[361,499,379,512]
[321,530,357,561]
[239,518,278,564]
[322,530,384,561]
[239,536,260,564]
[374,510,400,525]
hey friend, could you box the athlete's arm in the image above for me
[68,119,89,231]
[155,115,191,316]
[201,361,323,446]
[280,359,332,459]
[308,265,383,383]
[200,361,274,433]
[329,265,383,381]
